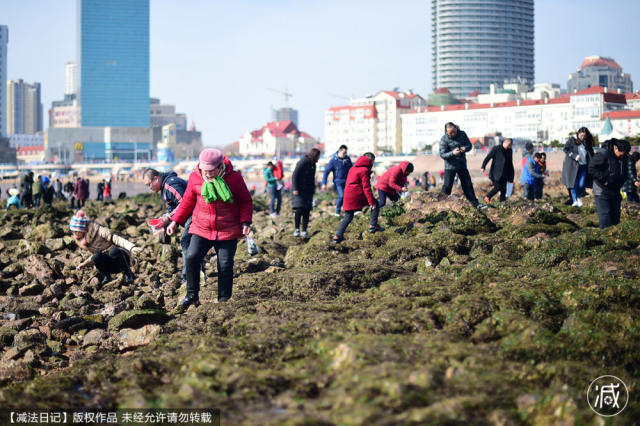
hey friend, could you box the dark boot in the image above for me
[100,274,112,286]
[123,270,135,284]
[175,294,200,312]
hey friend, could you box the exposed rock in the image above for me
[12,328,46,350]
[82,329,107,347]
[107,309,170,331]
[115,324,161,351]
[22,255,59,283]
[44,238,66,252]
[18,282,46,296]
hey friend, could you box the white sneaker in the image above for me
[571,200,579,207]
[333,213,341,217]
[576,198,583,207]
[300,231,310,238]
[293,229,300,237]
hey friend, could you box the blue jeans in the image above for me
[268,186,282,214]
[570,165,587,202]
[335,182,345,214]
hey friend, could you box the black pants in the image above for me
[523,183,536,200]
[21,192,32,208]
[92,247,131,276]
[97,193,103,201]
[185,235,237,301]
[595,195,621,229]
[441,168,479,206]
[535,179,544,199]
[486,179,507,201]
[294,208,310,232]
[336,207,378,237]
[180,216,205,282]
[626,191,640,203]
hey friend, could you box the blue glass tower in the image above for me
[79,0,149,127]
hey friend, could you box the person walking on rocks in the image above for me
[263,162,282,217]
[481,138,514,203]
[333,153,378,243]
[41,177,55,205]
[143,167,204,285]
[20,171,34,208]
[439,122,487,210]
[589,139,637,228]
[33,175,43,207]
[74,177,89,208]
[166,149,253,310]
[375,161,414,218]
[322,144,353,216]
[70,210,141,285]
[534,152,548,199]
[97,180,105,201]
[292,148,321,238]
[562,127,595,207]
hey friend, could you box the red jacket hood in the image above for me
[354,156,373,169]
[398,161,411,175]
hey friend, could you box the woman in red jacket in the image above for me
[333,153,380,243]
[375,161,414,209]
[167,149,253,310]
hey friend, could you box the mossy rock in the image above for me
[108,309,170,331]
[0,327,17,347]
[28,223,64,241]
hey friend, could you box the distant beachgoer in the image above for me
[41,177,55,205]
[97,180,105,201]
[521,152,545,201]
[33,175,43,207]
[623,151,640,203]
[20,171,34,208]
[439,122,487,209]
[375,161,413,220]
[481,138,514,203]
[263,161,281,217]
[535,152,548,199]
[70,210,141,285]
[292,148,320,238]
[333,153,377,243]
[562,127,594,207]
[6,188,21,210]
[322,144,353,216]
[103,179,112,201]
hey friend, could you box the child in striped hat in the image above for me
[70,210,142,285]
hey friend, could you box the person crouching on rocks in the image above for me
[333,153,377,243]
[71,210,141,285]
[375,161,414,220]
[166,149,253,311]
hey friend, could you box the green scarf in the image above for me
[202,176,233,203]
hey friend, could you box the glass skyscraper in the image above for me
[79,0,149,127]
[432,0,534,99]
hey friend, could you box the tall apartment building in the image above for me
[79,0,149,127]
[65,61,79,96]
[324,90,426,155]
[0,26,8,137]
[432,0,534,99]
[272,107,299,127]
[6,79,43,135]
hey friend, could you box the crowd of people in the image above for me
[1,123,638,312]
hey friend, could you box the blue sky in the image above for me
[3,0,639,147]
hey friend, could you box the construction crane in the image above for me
[268,88,293,105]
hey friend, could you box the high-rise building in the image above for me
[0,25,8,137]
[432,0,534,99]
[568,56,633,94]
[6,79,43,135]
[79,0,149,127]
[272,107,299,127]
[65,61,79,96]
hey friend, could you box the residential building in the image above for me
[151,120,202,160]
[65,61,79,96]
[9,133,44,149]
[79,0,149,127]
[324,90,426,155]
[568,56,633,94]
[17,145,45,165]
[150,98,187,130]
[432,0,534,99]
[0,136,17,164]
[272,107,298,127]
[6,79,43,135]
[603,110,640,138]
[0,26,7,137]
[402,86,629,152]
[49,94,81,128]
[239,120,317,157]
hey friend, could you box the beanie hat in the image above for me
[199,149,223,171]
[524,142,534,151]
[69,210,88,232]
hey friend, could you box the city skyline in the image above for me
[2,0,640,149]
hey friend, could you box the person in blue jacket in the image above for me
[321,145,353,216]
[521,152,545,201]
[143,168,203,284]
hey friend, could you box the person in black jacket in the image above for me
[623,151,640,203]
[292,148,320,238]
[143,168,204,284]
[588,139,637,228]
[481,138,514,203]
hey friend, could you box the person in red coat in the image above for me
[375,161,414,209]
[167,148,253,310]
[333,153,380,243]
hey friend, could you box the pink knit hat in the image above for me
[199,149,223,171]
